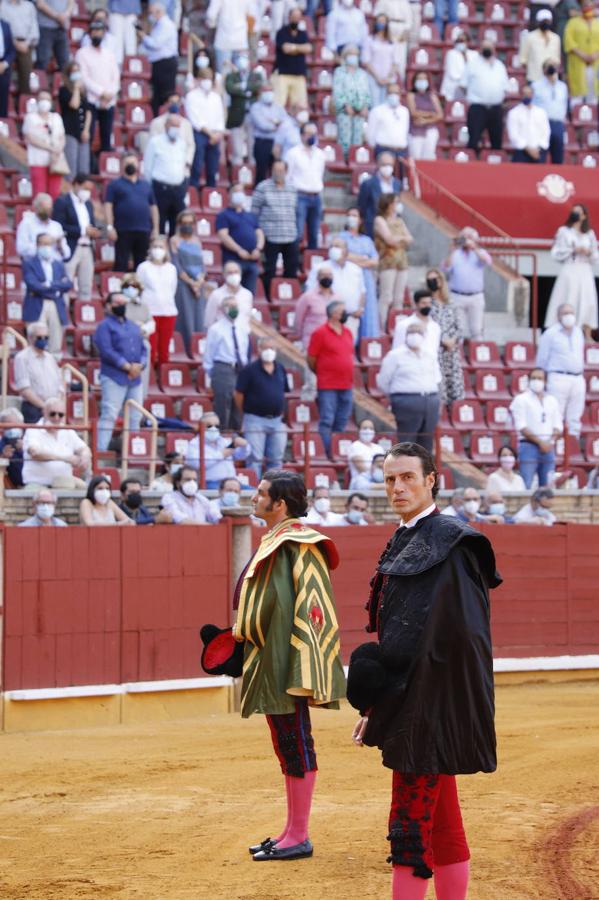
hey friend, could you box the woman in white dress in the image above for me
[440,31,475,101]
[545,204,598,336]
[486,446,527,494]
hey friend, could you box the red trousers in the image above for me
[149,315,177,366]
[30,166,62,201]
[388,772,470,878]
[266,698,317,779]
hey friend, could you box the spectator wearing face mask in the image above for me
[143,114,189,236]
[339,206,380,339]
[507,83,550,163]
[105,153,159,272]
[185,69,225,189]
[156,465,221,523]
[486,446,526,494]
[216,184,264,295]
[58,62,91,179]
[185,412,249,489]
[377,322,441,452]
[348,419,380,480]
[513,487,556,526]
[509,367,563,489]
[456,487,487,523]
[563,0,599,102]
[275,7,312,108]
[23,233,73,356]
[14,322,64,423]
[544,204,598,335]
[118,478,155,524]
[169,211,205,354]
[536,302,586,439]
[325,0,368,55]
[206,0,254,73]
[136,237,178,366]
[333,44,372,158]
[406,70,443,160]
[532,59,568,165]
[308,300,355,456]
[366,85,410,171]
[373,0,413,55]
[75,20,120,153]
[304,486,345,526]
[392,288,440,354]
[23,397,91,490]
[442,226,492,341]
[350,452,386,490]
[250,83,286,185]
[107,0,141,66]
[340,492,373,525]
[521,10,562,82]
[209,476,243,519]
[16,192,70,262]
[286,122,326,250]
[295,263,341,351]
[373,192,413,331]
[204,298,250,431]
[148,94,195,173]
[252,159,299,300]
[53,174,99,301]
[204,261,254,330]
[362,14,402,106]
[307,238,366,344]
[149,450,183,492]
[427,267,464,407]
[465,40,509,152]
[441,486,465,517]
[22,90,66,200]
[0,407,25,487]
[357,150,402,239]
[19,488,67,526]
[137,2,178,116]
[225,53,264,167]
[481,489,515,525]
[440,31,475,101]
[234,338,288,477]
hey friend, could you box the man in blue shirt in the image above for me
[249,82,287,184]
[105,153,159,272]
[216,184,264,295]
[118,477,155,524]
[93,291,147,451]
[136,1,178,115]
[532,59,568,164]
[442,227,492,340]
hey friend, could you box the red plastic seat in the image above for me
[350,166,375,195]
[98,151,123,180]
[285,369,302,397]
[73,299,104,328]
[235,468,258,488]
[124,430,154,468]
[278,304,297,336]
[485,400,513,431]
[189,332,207,364]
[123,55,151,79]
[201,244,222,273]
[475,369,510,400]
[555,434,585,466]
[180,396,213,423]
[159,363,197,396]
[366,366,384,399]
[252,301,273,327]
[123,101,153,132]
[94,466,122,487]
[584,401,599,432]
[200,187,228,212]
[291,432,328,465]
[359,336,391,366]
[504,341,535,369]
[450,399,486,431]
[66,392,98,424]
[100,271,125,293]
[270,277,301,304]
[348,144,375,167]
[121,77,151,104]
[584,434,599,465]
[468,341,502,369]
[437,429,467,458]
[584,343,599,370]
[286,399,318,430]
[469,432,502,464]
[164,431,195,457]
[438,467,455,490]
[146,396,176,420]
[509,369,531,396]
[167,331,190,364]
[329,432,355,463]
[306,466,339,490]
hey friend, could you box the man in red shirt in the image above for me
[307,301,355,455]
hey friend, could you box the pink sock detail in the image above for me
[433,861,470,900]
[391,866,429,900]
[273,776,293,843]
[276,771,316,848]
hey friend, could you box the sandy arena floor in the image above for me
[0,680,598,900]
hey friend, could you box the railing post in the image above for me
[198,420,206,490]
[531,254,539,346]
[1,327,28,410]
[122,399,158,483]
[563,423,570,473]
[61,361,90,429]
[303,420,310,486]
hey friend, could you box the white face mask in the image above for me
[36,503,55,519]
[347,215,360,230]
[314,497,330,514]
[95,488,111,505]
[205,425,220,442]
[236,56,249,71]
[38,98,52,114]
[167,127,180,141]
[342,0,354,6]
[231,191,245,207]
[169,463,182,476]
[387,94,400,108]
[225,272,242,287]
[71,70,82,81]
[345,54,359,67]
[181,479,198,497]
[359,428,375,443]
[463,499,480,515]
[222,490,240,506]
[261,91,274,104]
[151,247,166,262]
[347,508,363,524]
[261,348,276,363]
[489,502,505,516]
[196,54,210,69]
[329,246,343,262]
[372,468,384,483]
[560,313,576,329]
[415,79,429,92]
[296,109,309,125]
[200,79,212,92]
[379,164,394,179]
[395,202,404,216]
[529,378,545,394]
[5,427,23,439]
[455,42,466,51]
[77,188,91,203]
[406,332,424,348]
[500,455,516,470]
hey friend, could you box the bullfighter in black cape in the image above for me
[348,443,501,900]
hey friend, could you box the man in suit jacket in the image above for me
[0,19,15,117]
[22,233,73,356]
[53,174,100,300]
[357,151,402,238]
[225,53,264,166]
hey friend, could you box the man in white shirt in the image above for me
[16,193,70,261]
[303,485,345,526]
[325,0,368,55]
[532,59,568,165]
[465,40,509,152]
[143,113,188,235]
[506,83,550,162]
[513,487,556,526]
[204,261,254,329]
[185,412,249,488]
[520,10,561,82]
[286,121,325,249]
[22,397,91,489]
[392,288,441,353]
[206,0,254,72]
[536,302,585,438]
[75,20,120,152]
[14,321,65,422]
[509,367,563,489]
[185,68,225,188]
[377,321,441,452]
[307,237,365,343]
[203,297,250,431]
[148,93,195,172]
[366,84,410,157]
[156,465,222,524]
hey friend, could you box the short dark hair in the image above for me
[263,469,308,518]
[326,300,343,318]
[347,492,368,507]
[86,474,111,503]
[413,288,433,304]
[120,478,142,494]
[219,476,241,490]
[384,442,439,498]
[498,445,517,460]
[73,173,91,186]
[105,291,125,306]
[173,465,198,491]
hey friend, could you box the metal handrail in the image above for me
[1,327,28,409]
[121,399,158,483]
[61,362,90,429]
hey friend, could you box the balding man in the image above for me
[14,321,65,422]
[204,261,254,330]
[137,2,178,116]
[16,192,70,261]
[357,150,402,238]
[19,488,68,526]
[536,302,586,438]
[143,112,189,235]
[22,397,91,490]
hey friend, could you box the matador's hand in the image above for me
[352,716,369,746]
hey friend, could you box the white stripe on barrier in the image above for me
[5,676,233,701]
[342,655,599,678]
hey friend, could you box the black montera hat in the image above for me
[200,624,244,678]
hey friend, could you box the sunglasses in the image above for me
[48,411,65,419]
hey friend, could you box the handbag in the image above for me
[49,152,70,176]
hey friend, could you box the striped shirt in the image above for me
[251,178,298,244]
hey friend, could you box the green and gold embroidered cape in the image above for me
[234,519,346,718]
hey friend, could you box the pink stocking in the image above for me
[273,776,293,843]
[433,861,469,900]
[392,866,430,899]
[276,771,316,848]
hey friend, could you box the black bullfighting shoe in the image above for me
[248,837,277,855]
[253,840,313,861]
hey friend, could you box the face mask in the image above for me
[205,425,220,442]
[329,246,343,262]
[37,503,55,519]
[426,277,438,291]
[222,491,240,506]
[314,497,330,514]
[200,79,213,92]
[261,91,274,104]
[261,348,276,363]
[482,47,493,58]
[181,479,198,497]
[231,191,245,207]
[34,336,49,350]
[95,488,111,505]
[167,127,180,141]
[168,102,180,113]
[345,54,359,67]
[406,332,424,348]
[169,463,182,476]
[37,210,50,221]
[196,54,210,68]
[387,93,400,108]
[418,305,432,316]
[225,272,242,288]
[359,429,375,443]
[347,215,360,230]
[570,211,581,223]
[179,223,194,236]
[70,70,82,82]
[126,492,143,509]
[415,79,429,92]
[455,42,466,51]
[380,164,393,178]
[500,455,516,470]
[372,468,384,483]
[347,508,363,524]
[112,303,127,318]
[545,65,557,76]
[296,110,309,125]
[342,0,354,6]
[305,134,317,146]
[124,163,137,176]
[489,502,505,516]
[561,313,576,328]
[339,311,349,324]
[123,286,139,300]
[38,245,53,260]
[464,499,480,515]
[319,276,333,289]
[236,56,249,70]
[529,378,545,394]
[91,35,102,47]
[522,96,532,105]
[151,247,166,262]
[226,306,239,320]
[375,21,386,31]
[395,202,404,216]
[39,98,53,114]
[539,20,551,29]
[289,20,299,30]
[77,188,91,203]
[5,427,23,439]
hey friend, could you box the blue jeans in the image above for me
[518,439,555,489]
[296,192,322,250]
[434,0,458,35]
[98,375,143,451]
[191,130,220,188]
[243,413,287,477]
[317,389,353,455]
[36,26,69,71]
[548,120,565,165]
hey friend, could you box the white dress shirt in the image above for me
[204,284,254,330]
[75,45,120,107]
[23,425,88,486]
[366,102,410,150]
[16,211,70,261]
[377,344,441,394]
[71,193,91,245]
[513,501,556,526]
[203,317,250,375]
[13,346,64,400]
[325,5,368,52]
[160,489,221,524]
[22,111,65,167]
[185,435,249,481]
[402,501,436,527]
[185,87,225,133]
[509,388,563,441]
[206,0,253,51]
[348,438,380,478]
[285,143,325,194]
[143,132,188,185]
[465,55,509,105]
[303,507,346,526]
[306,259,365,313]
[136,260,178,316]
[506,102,550,150]
[520,29,561,82]
[440,47,477,99]
[149,112,195,168]
[392,313,441,353]
[536,322,584,375]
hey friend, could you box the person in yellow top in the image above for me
[564,0,599,100]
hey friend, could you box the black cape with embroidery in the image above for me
[362,511,502,775]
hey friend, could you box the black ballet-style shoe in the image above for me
[248,837,277,855]
[253,840,313,861]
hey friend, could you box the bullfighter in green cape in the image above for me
[233,470,345,862]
